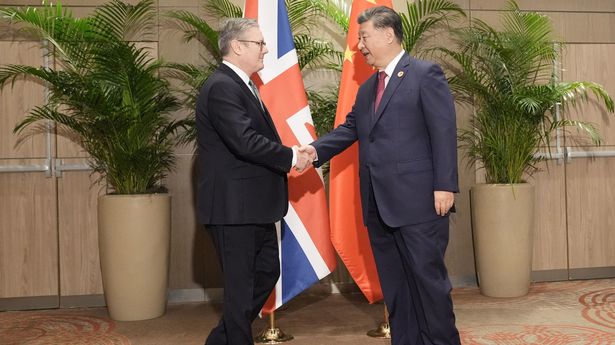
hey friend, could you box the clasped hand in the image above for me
[293,145,317,173]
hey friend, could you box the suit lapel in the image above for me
[262,105,282,142]
[366,73,378,116]
[371,54,411,131]
[219,64,280,141]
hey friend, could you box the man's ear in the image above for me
[385,28,395,44]
[230,39,242,55]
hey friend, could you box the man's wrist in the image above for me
[291,146,298,169]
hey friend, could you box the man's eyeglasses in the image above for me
[237,40,267,50]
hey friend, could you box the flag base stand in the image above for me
[254,327,294,344]
[255,312,294,344]
[366,322,391,338]
[367,305,391,338]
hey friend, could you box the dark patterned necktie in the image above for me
[374,71,387,112]
[248,80,264,111]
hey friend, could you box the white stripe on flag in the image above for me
[274,221,283,308]
[286,106,314,146]
[260,49,298,84]
[256,0,298,83]
[286,106,325,185]
[284,204,331,279]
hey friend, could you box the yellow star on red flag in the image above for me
[344,45,355,63]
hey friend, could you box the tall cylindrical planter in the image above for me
[98,194,171,321]
[471,184,534,297]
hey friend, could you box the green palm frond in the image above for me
[15,104,85,134]
[204,0,242,19]
[164,62,216,97]
[308,87,339,138]
[286,0,320,33]
[294,34,343,71]
[92,0,156,41]
[400,0,465,54]
[311,0,349,33]
[555,82,614,111]
[307,86,339,178]
[163,62,216,143]
[165,10,221,60]
[1,4,95,70]
[549,119,601,144]
[285,0,349,36]
[0,65,57,87]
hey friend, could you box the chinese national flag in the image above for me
[329,0,392,303]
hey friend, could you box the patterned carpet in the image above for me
[454,279,615,344]
[1,278,613,345]
[0,314,130,345]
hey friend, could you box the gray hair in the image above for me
[218,18,259,57]
[357,6,403,44]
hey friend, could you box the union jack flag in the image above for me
[244,0,337,313]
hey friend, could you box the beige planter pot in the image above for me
[98,194,171,321]
[471,184,534,297]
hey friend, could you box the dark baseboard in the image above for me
[60,294,106,308]
[0,295,58,311]
[569,266,615,280]
[531,269,569,282]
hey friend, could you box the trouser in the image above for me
[366,188,460,345]
[205,224,279,345]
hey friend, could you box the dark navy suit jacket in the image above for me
[195,63,292,225]
[313,53,458,227]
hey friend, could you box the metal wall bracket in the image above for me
[54,159,91,177]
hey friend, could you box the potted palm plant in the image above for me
[440,0,614,297]
[0,0,190,320]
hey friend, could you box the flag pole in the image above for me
[255,311,294,343]
[367,305,391,338]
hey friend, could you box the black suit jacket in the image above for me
[313,54,458,227]
[196,63,292,225]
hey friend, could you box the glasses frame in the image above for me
[237,39,267,50]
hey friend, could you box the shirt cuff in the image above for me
[291,146,298,169]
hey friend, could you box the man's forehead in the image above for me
[243,26,262,38]
[359,21,374,32]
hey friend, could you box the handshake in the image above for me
[293,145,317,173]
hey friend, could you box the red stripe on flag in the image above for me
[289,171,337,272]
[243,0,257,19]
[258,67,308,143]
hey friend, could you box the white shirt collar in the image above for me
[382,50,405,82]
[223,60,252,88]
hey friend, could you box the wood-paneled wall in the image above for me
[0,170,57,298]
[563,43,615,273]
[2,0,614,308]
[0,40,58,300]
